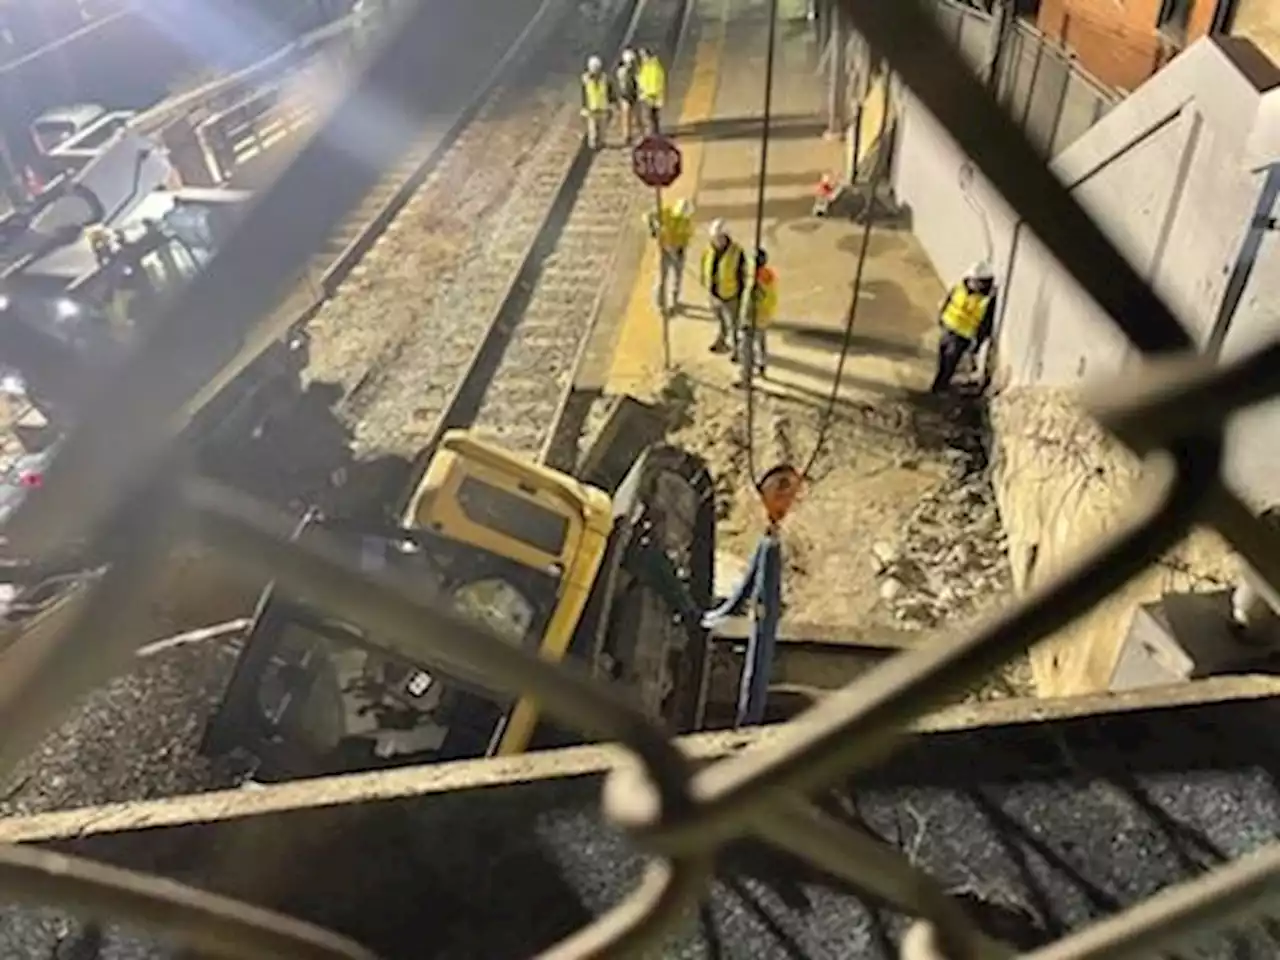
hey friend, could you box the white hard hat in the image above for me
[709,218,727,238]
[967,259,993,280]
[587,55,603,72]
[622,48,637,64]
[674,197,693,217]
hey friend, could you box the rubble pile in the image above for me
[871,460,1010,630]
[867,398,1034,698]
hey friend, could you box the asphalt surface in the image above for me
[9,693,1280,958]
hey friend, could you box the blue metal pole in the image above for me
[738,530,782,727]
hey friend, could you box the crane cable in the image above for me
[800,76,892,480]
[740,18,894,487]
[741,0,779,485]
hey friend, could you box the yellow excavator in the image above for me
[201,400,718,780]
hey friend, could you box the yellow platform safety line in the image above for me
[605,7,727,400]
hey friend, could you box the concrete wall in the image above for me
[892,35,1280,694]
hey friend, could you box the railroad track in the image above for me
[466,142,648,459]
[206,0,642,508]
[460,0,694,463]
[355,0,692,513]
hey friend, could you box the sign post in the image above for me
[630,134,683,369]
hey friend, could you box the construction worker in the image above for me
[647,196,694,315]
[581,55,611,149]
[741,247,778,378]
[636,47,666,134]
[930,260,997,394]
[701,219,746,355]
[615,48,640,144]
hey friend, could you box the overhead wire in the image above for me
[799,68,892,480]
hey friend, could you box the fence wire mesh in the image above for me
[1,0,1279,957]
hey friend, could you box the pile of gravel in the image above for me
[0,641,246,818]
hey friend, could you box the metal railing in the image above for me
[929,0,1120,156]
[1,0,1280,957]
[193,7,391,185]
[197,80,320,184]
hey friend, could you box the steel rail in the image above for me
[535,0,703,471]
[3,0,1280,957]
[313,0,563,299]
[403,0,687,478]
[535,217,634,471]
[482,0,696,465]
[188,0,574,421]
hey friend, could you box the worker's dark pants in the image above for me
[642,101,662,134]
[618,98,636,143]
[930,327,974,393]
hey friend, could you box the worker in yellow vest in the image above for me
[646,197,694,315]
[931,261,997,394]
[581,55,612,149]
[701,219,746,354]
[740,247,778,379]
[636,47,666,134]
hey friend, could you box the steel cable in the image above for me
[797,67,892,480]
[736,4,894,485]
[740,0,779,484]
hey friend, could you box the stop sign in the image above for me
[631,135,683,188]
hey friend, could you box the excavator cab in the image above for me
[203,422,717,781]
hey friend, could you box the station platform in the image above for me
[602,0,944,408]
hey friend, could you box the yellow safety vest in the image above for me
[637,58,666,106]
[651,206,692,250]
[940,284,991,340]
[582,73,609,112]
[749,265,778,328]
[701,242,744,300]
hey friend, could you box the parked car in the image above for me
[0,439,60,532]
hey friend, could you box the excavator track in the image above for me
[585,444,716,732]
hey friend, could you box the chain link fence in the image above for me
[1,0,1279,957]
[928,0,1120,157]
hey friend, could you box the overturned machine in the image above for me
[202,408,718,780]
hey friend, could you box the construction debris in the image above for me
[873,462,1010,631]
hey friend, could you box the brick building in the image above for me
[1036,0,1278,92]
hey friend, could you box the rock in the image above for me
[879,577,904,601]
[872,541,897,569]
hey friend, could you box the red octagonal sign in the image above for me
[631,134,682,188]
